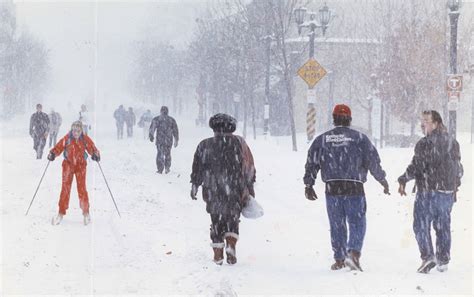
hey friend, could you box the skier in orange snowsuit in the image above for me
[48,121,100,224]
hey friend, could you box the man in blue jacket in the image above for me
[304,104,390,271]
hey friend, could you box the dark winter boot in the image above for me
[417,258,436,274]
[225,232,239,265]
[331,259,346,270]
[211,243,224,265]
[344,250,363,272]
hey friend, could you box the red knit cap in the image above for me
[332,104,351,117]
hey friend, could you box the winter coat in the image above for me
[125,110,136,126]
[191,134,256,216]
[398,128,463,192]
[79,110,90,126]
[149,114,179,147]
[138,112,153,127]
[113,108,126,124]
[51,132,99,168]
[29,111,50,138]
[304,126,386,186]
[49,112,62,133]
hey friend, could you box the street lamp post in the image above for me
[263,34,272,136]
[448,0,461,139]
[294,3,332,141]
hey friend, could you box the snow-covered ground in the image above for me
[1,112,472,296]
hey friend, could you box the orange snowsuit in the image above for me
[50,132,99,215]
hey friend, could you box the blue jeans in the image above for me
[413,191,454,264]
[326,195,367,260]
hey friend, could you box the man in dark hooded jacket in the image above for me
[125,107,136,137]
[304,104,390,272]
[29,103,50,159]
[113,105,126,139]
[398,110,463,274]
[190,113,256,265]
[149,106,179,174]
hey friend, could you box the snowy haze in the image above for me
[15,0,207,108]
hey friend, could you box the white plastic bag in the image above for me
[242,196,264,219]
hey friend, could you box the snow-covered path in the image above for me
[1,114,472,296]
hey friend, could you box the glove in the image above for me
[305,185,317,201]
[453,191,457,203]
[149,136,154,142]
[47,152,56,161]
[398,182,407,196]
[381,180,391,195]
[91,152,100,162]
[174,139,178,148]
[190,184,198,200]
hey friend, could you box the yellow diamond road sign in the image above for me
[297,58,327,88]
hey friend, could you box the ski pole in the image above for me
[97,161,121,218]
[25,161,51,216]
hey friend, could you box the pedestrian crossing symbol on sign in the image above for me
[297,58,327,88]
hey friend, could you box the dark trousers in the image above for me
[155,144,172,173]
[33,136,47,159]
[326,195,367,260]
[116,122,124,139]
[210,214,240,243]
[49,131,58,148]
[414,191,454,264]
[126,124,133,137]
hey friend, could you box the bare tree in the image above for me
[1,1,50,119]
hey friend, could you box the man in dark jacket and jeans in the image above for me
[113,105,126,140]
[149,106,179,174]
[190,113,256,265]
[304,104,390,271]
[29,103,50,159]
[398,110,462,274]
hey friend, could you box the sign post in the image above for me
[446,74,462,137]
[297,58,327,141]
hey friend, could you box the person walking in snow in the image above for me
[303,104,390,272]
[398,110,463,274]
[79,104,91,135]
[149,106,179,174]
[190,113,256,265]
[48,109,62,148]
[29,103,50,159]
[138,109,153,140]
[113,105,126,140]
[125,107,136,137]
[48,121,101,225]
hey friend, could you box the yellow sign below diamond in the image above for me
[297,58,327,89]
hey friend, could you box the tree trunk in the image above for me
[242,84,248,139]
[250,90,257,140]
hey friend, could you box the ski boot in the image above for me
[51,213,63,225]
[83,213,91,225]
